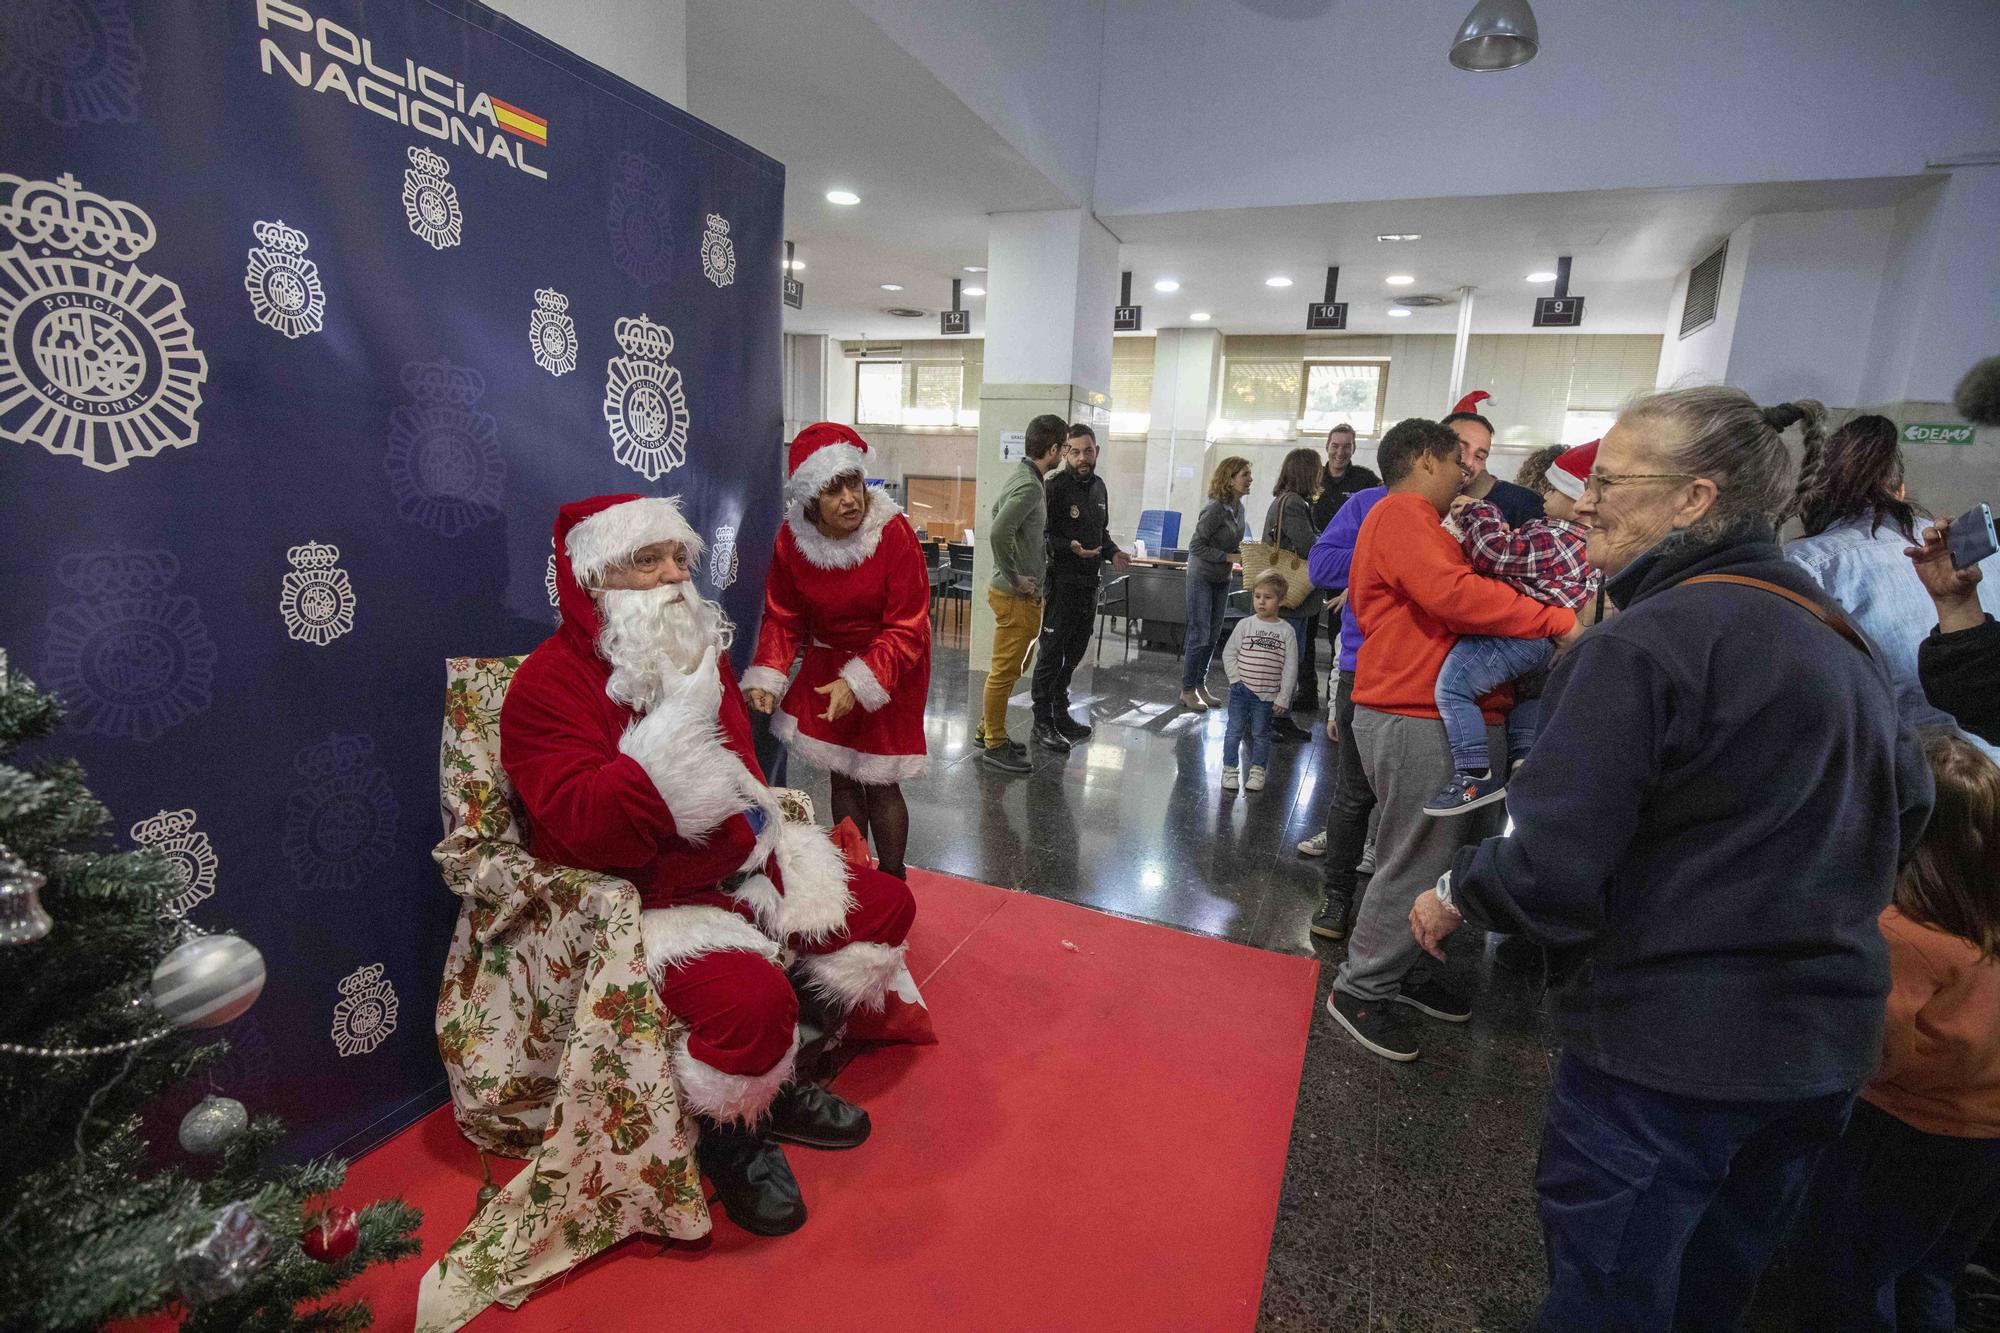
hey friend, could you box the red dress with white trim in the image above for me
[744,493,932,785]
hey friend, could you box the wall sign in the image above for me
[783,275,804,309]
[1307,302,1348,331]
[1532,295,1585,327]
[999,430,1026,463]
[940,308,969,335]
[1114,305,1142,332]
[1903,422,1977,446]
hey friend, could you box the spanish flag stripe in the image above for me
[490,97,547,129]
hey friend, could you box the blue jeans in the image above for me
[1222,683,1272,771]
[1436,633,1556,773]
[1533,1056,1854,1332]
[1181,576,1229,691]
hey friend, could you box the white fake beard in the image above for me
[597,583,735,712]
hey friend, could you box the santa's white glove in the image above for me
[656,646,721,716]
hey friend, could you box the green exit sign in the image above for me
[1902,422,1976,445]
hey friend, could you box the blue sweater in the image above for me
[1449,523,1935,1101]
[1307,485,1387,674]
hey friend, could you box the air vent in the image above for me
[881,307,928,319]
[1680,241,1727,339]
[1394,293,1450,308]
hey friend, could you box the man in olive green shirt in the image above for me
[979,413,1066,772]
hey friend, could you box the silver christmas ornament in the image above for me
[174,1201,272,1305]
[0,845,52,945]
[151,934,266,1029]
[178,1095,248,1154]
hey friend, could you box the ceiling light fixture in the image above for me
[1153,279,1180,293]
[1526,270,1557,282]
[1189,311,1212,322]
[1388,308,1412,318]
[1450,0,1539,72]
[1386,274,1415,286]
[879,283,903,291]
[1376,233,1422,242]
[783,260,805,272]
[963,286,986,297]
[964,265,986,273]
[1265,276,1293,288]
[825,189,861,206]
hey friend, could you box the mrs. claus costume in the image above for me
[742,423,932,785]
[499,493,916,1131]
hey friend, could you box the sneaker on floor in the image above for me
[1309,889,1351,939]
[1246,765,1266,791]
[1423,771,1509,817]
[1221,765,1239,791]
[1297,830,1328,857]
[979,742,1032,774]
[1055,713,1093,742]
[1358,837,1376,874]
[1031,721,1072,753]
[1394,978,1472,1024]
[1327,989,1418,1062]
[1178,689,1209,712]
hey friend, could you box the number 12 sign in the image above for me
[1533,296,1585,328]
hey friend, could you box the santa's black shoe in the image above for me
[767,1081,871,1149]
[696,1119,807,1236]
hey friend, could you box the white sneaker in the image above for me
[1221,765,1239,791]
[1297,830,1328,857]
[1358,837,1376,874]
[1246,765,1266,791]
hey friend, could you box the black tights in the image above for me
[827,774,909,879]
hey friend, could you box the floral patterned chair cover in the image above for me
[416,656,815,1332]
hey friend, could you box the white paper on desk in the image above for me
[962,527,976,544]
[1134,539,1148,559]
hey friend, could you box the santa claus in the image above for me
[500,492,917,1237]
[743,423,931,879]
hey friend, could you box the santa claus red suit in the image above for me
[742,423,931,786]
[499,492,916,1235]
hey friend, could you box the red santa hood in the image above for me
[550,493,703,651]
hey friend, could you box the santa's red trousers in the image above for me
[654,866,915,1076]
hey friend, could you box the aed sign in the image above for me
[1902,423,1976,445]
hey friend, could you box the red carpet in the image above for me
[336,871,1318,1331]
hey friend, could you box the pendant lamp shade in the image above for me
[1450,0,1539,71]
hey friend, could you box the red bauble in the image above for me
[301,1206,360,1263]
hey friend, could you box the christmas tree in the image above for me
[0,660,421,1331]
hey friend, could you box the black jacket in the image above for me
[1311,463,1382,533]
[1919,615,2000,747]
[1043,468,1119,589]
[1450,522,1934,1101]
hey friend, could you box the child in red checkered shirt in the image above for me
[1425,440,1601,817]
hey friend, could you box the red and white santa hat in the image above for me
[1450,391,1493,416]
[563,492,704,589]
[785,422,872,507]
[1546,439,1600,500]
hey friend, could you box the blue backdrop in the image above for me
[0,0,785,1158]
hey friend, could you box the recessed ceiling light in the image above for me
[964,265,986,273]
[1388,308,1412,318]
[963,286,986,297]
[879,283,903,291]
[783,259,805,271]
[1526,271,1558,282]
[1189,311,1212,322]
[1265,276,1293,288]
[825,189,861,206]
[1386,274,1416,286]
[1153,278,1180,293]
[1376,233,1422,242]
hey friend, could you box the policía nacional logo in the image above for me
[330,962,399,1058]
[545,544,560,622]
[528,286,576,376]
[242,219,325,339]
[129,808,218,917]
[708,523,739,590]
[0,171,207,473]
[0,0,146,125]
[700,213,736,288]
[284,733,398,895]
[41,548,217,741]
[602,313,689,481]
[401,144,462,250]
[607,151,671,284]
[278,540,356,646]
[385,357,504,536]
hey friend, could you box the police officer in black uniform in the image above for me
[1031,422,1130,751]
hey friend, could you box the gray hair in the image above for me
[1618,386,1825,539]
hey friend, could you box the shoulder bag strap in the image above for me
[1681,573,1872,660]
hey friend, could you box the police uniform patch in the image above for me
[1070,504,1080,518]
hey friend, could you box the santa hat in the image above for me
[1546,440,1599,501]
[1450,391,1493,416]
[786,422,872,506]
[563,493,704,589]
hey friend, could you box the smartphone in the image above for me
[1948,503,1998,570]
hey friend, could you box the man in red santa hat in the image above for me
[500,492,917,1237]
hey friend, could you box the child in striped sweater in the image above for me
[1220,570,1299,792]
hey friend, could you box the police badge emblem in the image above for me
[278,540,356,646]
[528,286,577,376]
[41,548,217,741]
[384,358,505,536]
[602,312,690,480]
[283,734,398,895]
[607,150,671,284]
[709,523,739,590]
[330,962,399,1058]
[129,808,218,917]
[545,550,561,623]
[701,213,736,288]
[401,144,462,250]
[0,0,146,126]
[0,171,208,472]
[243,219,325,339]
[1070,504,1081,518]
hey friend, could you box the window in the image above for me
[903,361,962,427]
[1109,337,1154,437]
[856,361,901,426]
[849,341,982,429]
[1301,362,1387,436]
[1561,409,1616,445]
[1217,354,1302,439]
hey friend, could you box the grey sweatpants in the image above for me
[1333,705,1505,1003]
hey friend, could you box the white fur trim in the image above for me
[728,820,855,946]
[639,905,781,987]
[784,441,869,506]
[772,710,930,784]
[672,1028,801,1126]
[784,491,901,571]
[839,656,891,712]
[797,941,908,1015]
[740,664,790,704]
[566,497,703,588]
[619,668,748,844]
